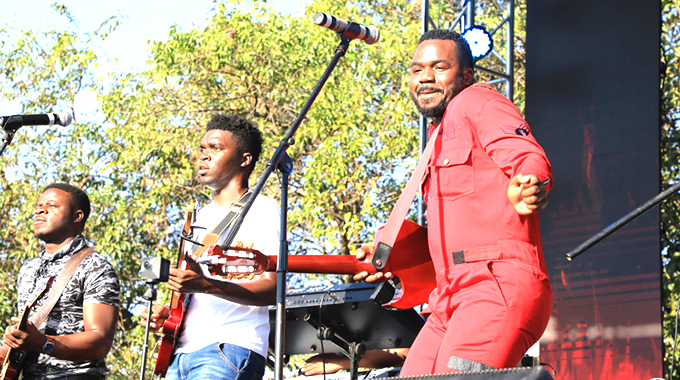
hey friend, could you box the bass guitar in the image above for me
[201,220,435,309]
[0,276,55,380]
[153,203,195,377]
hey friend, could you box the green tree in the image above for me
[661,0,680,377]
[100,0,423,280]
[0,0,424,377]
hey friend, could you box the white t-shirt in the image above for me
[175,194,280,358]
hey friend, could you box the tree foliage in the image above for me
[11,1,678,378]
[661,0,680,377]
[0,0,422,377]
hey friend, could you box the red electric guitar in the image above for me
[153,203,198,377]
[202,220,435,310]
[0,276,55,380]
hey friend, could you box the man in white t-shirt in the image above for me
[143,113,280,380]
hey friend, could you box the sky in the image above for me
[0,0,309,115]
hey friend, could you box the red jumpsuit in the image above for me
[400,83,553,375]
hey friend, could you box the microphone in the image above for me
[1,112,72,131]
[313,12,380,45]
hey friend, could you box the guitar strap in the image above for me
[372,124,441,270]
[182,190,252,308]
[29,246,96,328]
[188,190,253,260]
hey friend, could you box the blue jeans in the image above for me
[166,343,265,380]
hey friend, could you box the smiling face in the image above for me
[198,129,252,191]
[409,39,474,125]
[33,188,83,243]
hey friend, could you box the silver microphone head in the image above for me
[56,112,72,126]
[365,25,380,45]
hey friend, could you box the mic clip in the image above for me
[1,115,25,132]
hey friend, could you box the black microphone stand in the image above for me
[566,181,680,260]
[0,115,24,157]
[215,35,355,380]
[274,153,292,380]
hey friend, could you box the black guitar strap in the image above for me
[189,190,252,259]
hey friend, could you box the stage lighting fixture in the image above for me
[462,26,493,62]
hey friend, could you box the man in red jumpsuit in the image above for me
[355,29,553,375]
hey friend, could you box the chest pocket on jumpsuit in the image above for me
[430,143,475,202]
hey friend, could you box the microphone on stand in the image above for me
[0,112,72,131]
[313,12,380,45]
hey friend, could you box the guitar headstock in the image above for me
[199,244,269,280]
[183,201,195,236]
[32,276,55,307]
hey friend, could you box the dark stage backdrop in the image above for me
[525,1,663,379]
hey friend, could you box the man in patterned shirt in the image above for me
[3,183,120,379]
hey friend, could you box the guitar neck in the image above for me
[268,254,376,275]
[16,307,30,331]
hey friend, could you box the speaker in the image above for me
[394,367,553,380]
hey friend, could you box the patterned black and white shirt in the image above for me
[17,234,120,379]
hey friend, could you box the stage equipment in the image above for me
[268,282,424,380]
[462,26,493,62]
[138,256,171,380]
[0,112,72,129]
[0,111,72,157]
[287,366,553,380]
[389,367,553,379]
[312,12,380,45]
[566,180,680,260]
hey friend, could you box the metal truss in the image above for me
[420,0,516,100]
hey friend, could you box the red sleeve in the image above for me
[473,94,553,192]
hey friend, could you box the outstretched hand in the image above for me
[507,174,548,215]
[352,245,393,283]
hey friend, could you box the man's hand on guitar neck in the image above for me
[352,245,394,283]
[3,317,47,353]
[169,252,277,306]
[167,255,212,294]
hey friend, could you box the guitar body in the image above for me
[0,344,24,380]
[205,220,436,310]
[153,294,187,377]
[153,203,199,378]
[375,220,435,309]
[0,277,54,380]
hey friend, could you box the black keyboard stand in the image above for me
[269,282,425,380]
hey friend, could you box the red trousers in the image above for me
[399,260,552,376]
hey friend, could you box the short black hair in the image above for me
[44,183,91,225]
[418,29,474,70]
[206,114,263,168]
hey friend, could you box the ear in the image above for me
[241,152,253,168]
[463,67,475,86]
[73,209,85,224]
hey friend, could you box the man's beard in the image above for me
[410,89,449,119]
[410,76,466,119]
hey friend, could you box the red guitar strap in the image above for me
[372,125,441,270]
